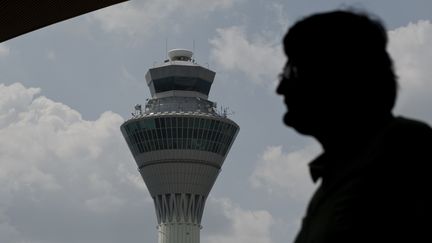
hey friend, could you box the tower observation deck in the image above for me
[120,49,239,243]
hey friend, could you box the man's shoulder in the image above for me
[371,116,432,183]
[341,116,432,186]
[392,116,432,132]
[380,116,432,147]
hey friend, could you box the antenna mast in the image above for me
[193,40,195,55]
[165,38,168,59]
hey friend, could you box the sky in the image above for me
[0,0,431,242]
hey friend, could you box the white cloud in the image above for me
[388,20,432,122]
[92,0,239,38]
[0,83,152,242]
[204,197,274,243]
[208,3,288,86]
[0,43,10,57]
[0,83,40,128]
[209,26,285,85]
[250,144,320,201]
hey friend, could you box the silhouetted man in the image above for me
[277,10,432,243]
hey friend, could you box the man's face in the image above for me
[276,59,328,135]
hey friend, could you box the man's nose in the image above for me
[276,77,287,95]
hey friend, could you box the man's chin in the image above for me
[283,112,314,135]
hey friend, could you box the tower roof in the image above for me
[168,49,193,61]
[146,49,215,99]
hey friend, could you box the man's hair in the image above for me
[283,10,397,113]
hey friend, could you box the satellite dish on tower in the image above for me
[168,49,193,61]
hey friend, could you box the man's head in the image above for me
[277,10,397,136]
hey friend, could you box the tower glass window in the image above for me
[153,77,212,95]
[123,116,238,156]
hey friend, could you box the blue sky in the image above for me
[0,0,431,242]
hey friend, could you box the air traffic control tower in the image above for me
[120,49,239,243]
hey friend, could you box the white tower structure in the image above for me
[120,49,239,243]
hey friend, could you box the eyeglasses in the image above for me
[278,63,299,82]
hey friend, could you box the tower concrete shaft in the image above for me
[121,49,239,243]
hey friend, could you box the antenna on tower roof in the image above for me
[165,38,168,59]
[193,40,195,55]
[192,40,196,63]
